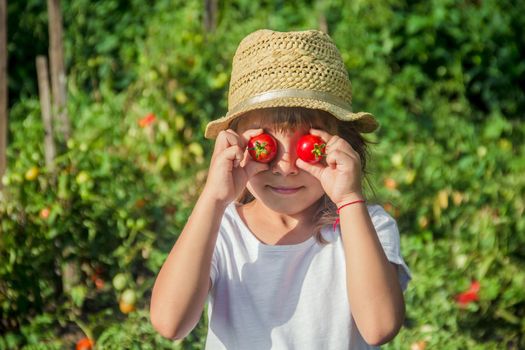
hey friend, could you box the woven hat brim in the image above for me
[204,97,380,139]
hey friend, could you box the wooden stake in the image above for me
[47,0,70,141]
[204,0,218,33]
[317,0,329,34]
[36,56,56,174]
[0,0,7,188]
[318,13,328,34]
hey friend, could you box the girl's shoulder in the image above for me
[220,202,243,227]
[366,204,399,233]
[213,203,247,247]
[366,203,392,218]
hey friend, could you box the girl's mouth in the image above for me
[267,186,303,195]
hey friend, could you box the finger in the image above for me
[239,149,250,168]
[240,128,264,145]
[223,129,244,149]
[219,145,245,169]
[325,137,356,157]
[308,129,357,157]
[213,129,243,159]
[240,146,271,176]
[212,130,234,159]
[324,135,344,150]
[296,158,324,180]
[325,150,357,170]
[309,128,333,143]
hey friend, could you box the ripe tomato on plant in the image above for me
[39,207,51,220]
[119,288,137,314]
[296,135,326,163]
[247,133,277,163]
[119,300,136,314]
[94,277,105,290]
[25,166,39,181]
[76,337,94,350]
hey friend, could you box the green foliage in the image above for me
[63,0,155,93]
[2,0,524,348]
[7,0,153,103]
[95,310,206,349]
[0,88,199,346]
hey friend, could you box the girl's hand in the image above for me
[202,129,269,205]
[296,129,364,206]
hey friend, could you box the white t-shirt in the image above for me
[206,203,411,350]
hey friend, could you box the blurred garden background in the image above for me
[1,0,524,349]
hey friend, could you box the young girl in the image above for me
[150,29,411,349]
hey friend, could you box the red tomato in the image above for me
[456,280,480,308]
[94,277,105,290]
[76,337,94,350]
[39,207,51,219]
[296,135,326,163]
[247,133,277,163]
[138,113,156,128]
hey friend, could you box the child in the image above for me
[150,29,411,349]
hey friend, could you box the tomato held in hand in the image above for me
[296,135,326,163]
[248,133,277,163]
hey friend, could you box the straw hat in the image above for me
[204,29,379,139]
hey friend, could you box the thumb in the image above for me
[296,158,324,180]
[239,149,269,178]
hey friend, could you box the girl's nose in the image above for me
[271,144,299,176]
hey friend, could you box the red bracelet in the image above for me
[337,199,366,213]
[333,199,366,232]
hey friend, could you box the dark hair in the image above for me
[230,107,378,244]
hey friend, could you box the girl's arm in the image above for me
[338,195,405,346]
[295,129,405,346]
[150,129,268,339]
[149,191,226,339]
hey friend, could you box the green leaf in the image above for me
[70,285,87,308]
[169,144,184,172]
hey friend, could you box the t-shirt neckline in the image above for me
[230,203,317,252]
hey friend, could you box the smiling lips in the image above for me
[267,185,303,194]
